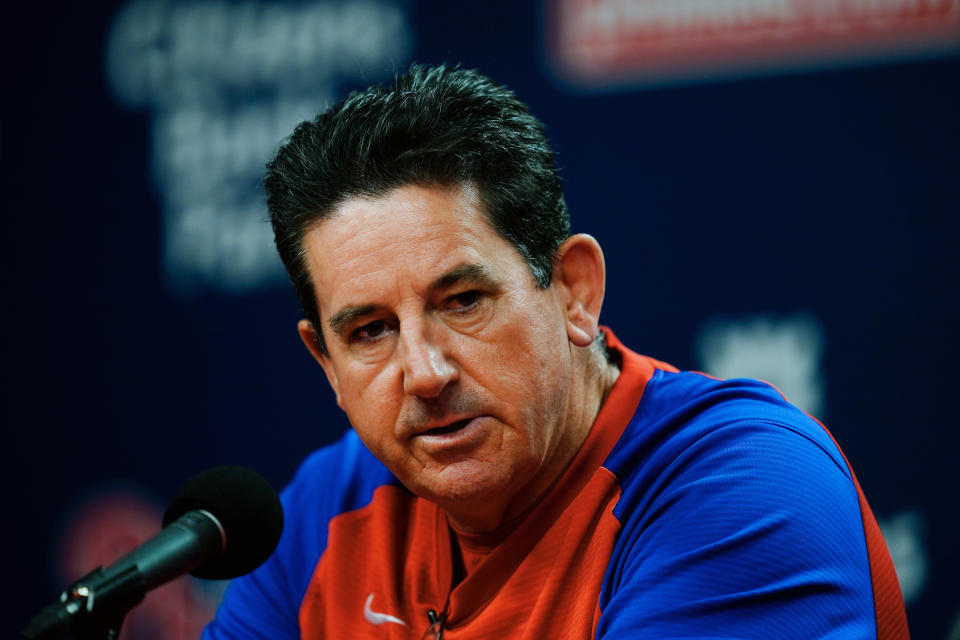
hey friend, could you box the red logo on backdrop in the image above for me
[547,0,960,88]
[57,489,223,640]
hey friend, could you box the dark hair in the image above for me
[265,64,570,354]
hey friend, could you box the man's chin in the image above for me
[407,463,517,526]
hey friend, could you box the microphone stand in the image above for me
[20,565,147,640]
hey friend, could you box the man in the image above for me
[204,65,909,638]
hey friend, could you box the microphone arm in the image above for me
[20,510,226,640]
[21,565,144,640]
[21,465,282,640]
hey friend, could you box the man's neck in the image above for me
[445,345,621,534]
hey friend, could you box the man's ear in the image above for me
[554,234,606,348]
[297,319,343,407]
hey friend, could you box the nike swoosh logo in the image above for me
[364,593,409,627]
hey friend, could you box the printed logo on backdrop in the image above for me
[878,509,927,605]
[696,312,826,416]
[695,313,929,604]
[106,0,412,294]
[546,0,960,89]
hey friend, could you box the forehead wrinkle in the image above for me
[304,186,509,339]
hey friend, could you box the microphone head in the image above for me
[163,465,284,580]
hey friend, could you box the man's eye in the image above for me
[353,320,388,341]
[450,291,481,310]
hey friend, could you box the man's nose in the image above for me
[399,324,458,399]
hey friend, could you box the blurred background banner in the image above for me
[104,0,412,293]
[548,0,960,87]
[4,0,957,637]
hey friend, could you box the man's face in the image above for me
[300,185,581,530]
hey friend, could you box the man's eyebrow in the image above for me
[328,304,382,337]
[326,265,500,337]
[429,263,501,293]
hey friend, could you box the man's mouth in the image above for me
[420,418,472,436]
[413,417,489,454]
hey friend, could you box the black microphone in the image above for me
[21,466,284,640]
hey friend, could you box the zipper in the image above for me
[423,608,447,640]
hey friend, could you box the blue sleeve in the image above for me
[597,420,877,639]
[203,431,393,639]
